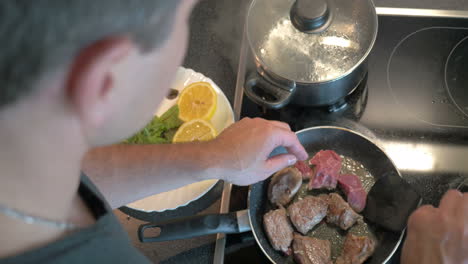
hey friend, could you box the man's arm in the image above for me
[82,142,217,209]
[82,118,308,209]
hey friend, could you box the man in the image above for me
[0,1,465,263]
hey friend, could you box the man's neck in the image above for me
[0,98,91,257]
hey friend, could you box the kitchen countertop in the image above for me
[116,0,468,263]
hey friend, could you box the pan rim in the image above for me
[248,125,405,264]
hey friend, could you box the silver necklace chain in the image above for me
[0,204,77,230]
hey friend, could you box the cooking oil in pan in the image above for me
[293,155,377,261]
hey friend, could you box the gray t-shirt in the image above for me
[0,174,151,264]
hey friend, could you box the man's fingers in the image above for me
[270,128,308,161]
[264,154,297,175]
[269,122,310,161]
[267,121,308,161]
[248,119,308,161]
[439,189,463,214]
[248,118,290,130]
[408,204,437,230]
[269,121,291,131]
[285,145,308,161]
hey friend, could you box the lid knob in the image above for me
[290,0,331,33]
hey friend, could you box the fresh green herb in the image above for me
[123,105,183,144]
[163,127,179,142]
[159,104,183,129]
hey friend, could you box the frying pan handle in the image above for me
[138,209,250,243]
[244,74,295,109]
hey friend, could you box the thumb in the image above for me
[264,154,297,175]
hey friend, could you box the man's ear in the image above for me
[67,36,132,130]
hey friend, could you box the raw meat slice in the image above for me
[287,196,328,235]
[338,174,367,212]
[336,234,377,264]
[292,233,332,264]
[309,150,342,190]
[268,167,302,206]
[294,160,313,180]
[263,207,294,254]
[326,193,360,230]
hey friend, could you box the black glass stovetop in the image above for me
[224,13,468,264]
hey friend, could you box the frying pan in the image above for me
[138,126,405,263]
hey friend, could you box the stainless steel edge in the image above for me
[376,7,468,18]
[213,182,231,264]
[233,26,248,122]
[212,21,249,264]
[236,209,251,233]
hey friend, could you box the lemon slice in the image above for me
[177,82,217,122]
[173,119,217,143]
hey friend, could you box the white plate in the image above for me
[126,67,235,212]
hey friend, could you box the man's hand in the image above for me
[401,190,468,264]
[205,117,308,186]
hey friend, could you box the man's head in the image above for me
[0,0,196,146]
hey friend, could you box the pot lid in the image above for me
[247,0,378,83]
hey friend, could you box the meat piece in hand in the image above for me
[294,160,313,180]
[326,193,360,230]
[288,196,328,235]
[309,150,342,190]
[292,233,332,264]
[338,174,367,213]
[263,207,294,254]
[336,234,376,264]
[268,167,302,207]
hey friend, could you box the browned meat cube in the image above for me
[288,196,328,235]
[336,234,377,264]
[292,233,332,264]
[268,167,302,207]
[263,207,294,254]
[326,193,360,230]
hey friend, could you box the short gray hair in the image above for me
[0,0,181,108]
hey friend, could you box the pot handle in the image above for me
[244,74,295,109]
[138,209,250,243]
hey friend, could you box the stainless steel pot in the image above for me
[244,0,378,108]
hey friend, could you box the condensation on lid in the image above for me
[247,0,377,83]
